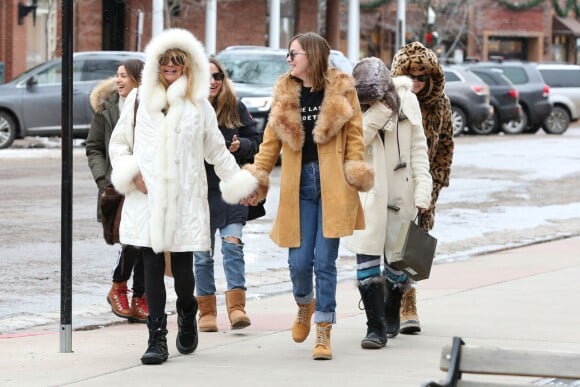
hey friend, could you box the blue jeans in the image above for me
[194,223,245,296]
[289,161,339,324]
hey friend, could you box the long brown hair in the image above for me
[120,58,144,89]
[209,56,241,128]
[289,32,330,92]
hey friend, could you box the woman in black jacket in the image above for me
[194,57,261,332]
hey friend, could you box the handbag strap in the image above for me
[133,90,139,131]
[415,212,422,225]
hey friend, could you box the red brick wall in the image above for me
[75,0,103,51]
[1,0,29,82]
[473,0,547,35]
[295,0,318,36]
[127,0,268,52]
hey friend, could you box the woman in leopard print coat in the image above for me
[390,41,455,334]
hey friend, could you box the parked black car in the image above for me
[468,61,551,134]
[443,65,493,136]
[0,51,145,149]
[467,67,522,135]
[215,46,353,133]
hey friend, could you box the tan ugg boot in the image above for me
[292,299,316,343]
[312,322,332,360]
[225,289,251,329]
[197,294,218,332]
[400,287,421,334]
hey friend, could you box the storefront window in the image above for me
[488,37,527,60]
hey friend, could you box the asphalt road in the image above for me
[1,127,580,333]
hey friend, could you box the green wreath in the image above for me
[495,0,545,10]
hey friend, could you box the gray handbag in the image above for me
[388,214,437,281]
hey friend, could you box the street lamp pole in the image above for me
[396,0,406,53]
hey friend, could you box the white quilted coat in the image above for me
[109,29,257,253]
[342,76,432,260]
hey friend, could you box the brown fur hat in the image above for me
[352,57,399,112]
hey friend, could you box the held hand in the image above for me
[134,173,148,194]
[229,135,240,153]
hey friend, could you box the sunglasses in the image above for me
[409,74,429,82]
[286,51,306,61]
[211,72,225,81]
[159,54,185,66]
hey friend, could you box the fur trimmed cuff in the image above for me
[220,169,259,204]
[241,164,270,202]
[344,160,374,192]
[111,157,140,194]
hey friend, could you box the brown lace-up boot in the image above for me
[312,322,332,360]
[292,299,315,343]
[107,281,132,318]
[197,294,218,332]
[130,295,149,323]
[399,287,421,334]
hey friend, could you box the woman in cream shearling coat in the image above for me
[343,57,431,349]
[109,28,257,365]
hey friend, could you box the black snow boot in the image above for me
[384,279,404,338]
[141,314,169,365]
[176,298,199,355]
[358,277,388,349]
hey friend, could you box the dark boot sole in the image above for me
[176,335,199,355]
[361,340,386,349]
[106,297,132,319]
[231,319,251,330]
[313,354,333,360]
[128,316,147,324]
[399,326,421,334]
[399,321,421,334]
[140,354,168,365]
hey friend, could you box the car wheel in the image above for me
[0,112,17,149]
[470,112,497,135]
[542,106,570,135]
[451,106,466,136]
[501,111,528,134]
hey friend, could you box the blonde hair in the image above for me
[158,48,196,103]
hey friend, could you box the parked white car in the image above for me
[535,63,580,135]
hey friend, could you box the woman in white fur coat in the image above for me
[109,28,257,365]
[342,57,432,349]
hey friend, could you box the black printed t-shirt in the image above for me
[300,86,324,164]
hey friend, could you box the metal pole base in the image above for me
[59,324,72,353]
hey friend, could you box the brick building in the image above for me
[0,0,320,83]
[359,0,579,65]
[1,0,579,83]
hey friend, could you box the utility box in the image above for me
[0,62,4,84]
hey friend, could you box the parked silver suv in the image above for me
[535,63,580,135]
[216,46,353,133]
[0,51,145,149]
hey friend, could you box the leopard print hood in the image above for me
[391,42,445,109]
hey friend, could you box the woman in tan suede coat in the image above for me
[241,32,373,361]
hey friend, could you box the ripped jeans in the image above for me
[194,223,245,296]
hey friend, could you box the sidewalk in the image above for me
[2,236,580,387]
